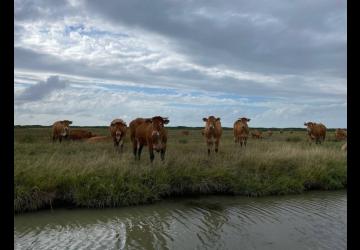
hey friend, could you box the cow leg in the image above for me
[215,138,220,153]
[138,144,144,160]
[149,147,155,163]
[160,148,166,161]
[59,137,62,143]
[52,136,56,143]
[207,139,213,155]
[133,140,138,159]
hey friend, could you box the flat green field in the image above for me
[14,127,347,213]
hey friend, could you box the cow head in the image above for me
[238,117,250,124]
[60,120,72,137]
[111,119,127,143]
[203,116,220,130]
[150,116,169,152]
[304,122,316,133]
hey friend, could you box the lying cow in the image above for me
[68,129,95,140]
[304,122,326,144]
[233,117,250,147]
[52,120,72,143]
[130,116,169,162]
[181,130,190,136]
[110,119,127,153]
[85,136,113,143]
[335,128,347,141]
[203,116,222,155]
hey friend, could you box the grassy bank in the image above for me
[14,127,347,213]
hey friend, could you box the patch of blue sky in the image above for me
[166,103,268,113]
[64,25,129,38]
[98,83,180,95]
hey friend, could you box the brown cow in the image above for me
[251,130,263,139]
[181,130,190,136]
[304,122,326,144]
[130,116,169,162]
[203,116,222,155]
[109,119,127,153]
[86,136,113,143]
[52,120,72,143]
[267,130,273,137]
[335,128,347,141]
[233,117,250,147]
[68,129,95,140]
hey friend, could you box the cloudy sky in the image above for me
[14,0,347,128]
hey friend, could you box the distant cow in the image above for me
[181,130,190,136]
[335,128,347,141]
[233,117,250,147]
[86,136,112,143]
[203,116,222,155]
[68,129,95,140]
[279,130,283,134]
[304,122,326,144]
[52,120,72,143]
[130,116,169,162]
[110,119,127,153]
[267,130,273,137]
[251,130,263,139]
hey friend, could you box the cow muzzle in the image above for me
[116,131,122,141]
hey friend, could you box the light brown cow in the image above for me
[181,130,190,136]
[130,116,169,162]
[52,120,72,143]
[341,142,347,151]
[267,130,273,137]
[251,130,263,139]
[86,136,113,143]
[203,116,222,155]
[109,119,127,153]
[68,129,95,140]
[304,122,326,144]
[233,117,250,147]
[335,128,347,141]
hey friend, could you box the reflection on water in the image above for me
[14,190,346,250]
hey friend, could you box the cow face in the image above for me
[111,122,127,143]
[60,120,72,137]
[239,117,250,124]
[203,116,220,130]
[150,116,169,151]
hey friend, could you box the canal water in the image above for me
[14,190,346,250]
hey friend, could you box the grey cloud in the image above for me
[84,0,346,76]
[15,75,67,103]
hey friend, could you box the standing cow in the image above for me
[52,120,72,143]
[335,128,347,141]
[233,117,250,147]
[251,130,263,139]
[202,116,222,155]
[130,116,169,162]
[304,122,326,144]
[110,119,127,153]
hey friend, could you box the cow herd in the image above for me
[52,117,347,162]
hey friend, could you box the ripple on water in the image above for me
[14,191,346,250]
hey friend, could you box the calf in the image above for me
[203,116,222,155]
[130,116,169,162]
[335,128,347,141]
[110,119,127,153]
[233,117,250,147]
[304,122,326,144]
[52,120,72,143]
[251,130,263,139]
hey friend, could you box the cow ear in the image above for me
[216,117,221,121]
[164,119,170,124]
[247,118,250,122]
[69,121,73,124]
[203,118,207,122]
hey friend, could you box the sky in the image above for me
[14,0,347,128]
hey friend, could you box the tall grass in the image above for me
[14,128,347,213]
